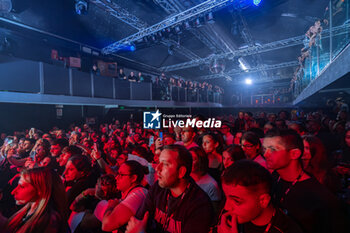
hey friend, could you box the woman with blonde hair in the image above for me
[5,167,68,233]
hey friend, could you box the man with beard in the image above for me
[126,144,214,233]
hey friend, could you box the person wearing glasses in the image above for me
[240,131,268,169]
[102,160,148,233]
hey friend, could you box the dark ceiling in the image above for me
[0,0,330,88]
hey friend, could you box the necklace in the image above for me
[277,170,304,203]
[263,208,276,233]
[163,183,190,232]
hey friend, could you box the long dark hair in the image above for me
[7,167,68,233]
[189,147,209,176]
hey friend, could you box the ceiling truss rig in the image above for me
[155,0,245,54]
[160,23,350,72]
[101,0,235,54]
[198,60,299,80]
[90,0,200,61]
[154,0,220,53]
[237,11,268,78]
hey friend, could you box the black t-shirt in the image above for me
[240,208,303,233]
[65,174,97,206]
[272,174,347,233]
[18,150,30,159]
[136,179,214,233]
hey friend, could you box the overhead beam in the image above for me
[91,0,200,61]
[153,0,181,14]
[160,23,350,71]
[102,0,233,54]
[197,61,299,80]
[90,0,147,30]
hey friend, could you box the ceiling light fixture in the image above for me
[75,0,88,15]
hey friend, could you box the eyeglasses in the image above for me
[116,173,132,177]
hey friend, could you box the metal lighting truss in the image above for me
[170,0,236,53]
[190,29,219,52]
[102,0,234,54]
[160,23,350,71]
[198,61,299,80]
[238,12,267,78]
[90,0,148,30]
[153,0,182,14]
[91,0,200,60]
[154,0,221,52]
[162,39,201,60]
[198,52,333,81]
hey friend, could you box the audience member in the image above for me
[6,167,68,233]
[222,145,245,169]
[263,129,347,233]
[218,160,303,233]
[126,145,214,233]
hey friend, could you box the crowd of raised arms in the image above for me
[0,107,349,233]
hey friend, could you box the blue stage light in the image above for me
[124,45,135,52]
[253,0,262,6]
[119,43,136,52]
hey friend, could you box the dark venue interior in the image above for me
[0,1,349,233]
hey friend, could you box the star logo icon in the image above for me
[151,109,162,122]
[143,110,162,129]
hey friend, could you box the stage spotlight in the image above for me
[120,43,136,52]
[245,78,252,85]
[174,25,182,34]
[206,12,214,23]
[75,0,88,15]
[184,21,191,30]
[253,0,262,6]
[0,0,12,13]
[194,18,202,28]
[129,45,136,52]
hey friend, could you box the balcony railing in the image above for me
[293,0,350,98]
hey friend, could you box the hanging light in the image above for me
[184,21,191,30]
[206,12,214,23]
[0,0,12,13]
[194,18,202,28]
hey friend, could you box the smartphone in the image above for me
[159,132,163,141]
[30,151,36,160]
[149,136,154,147]
[93,143,98,151]
[4,138,13,145]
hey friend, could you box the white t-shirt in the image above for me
[120,187,148,215]
[94,200,108,222]
[94,187,148,220]
[94,187,148,233]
